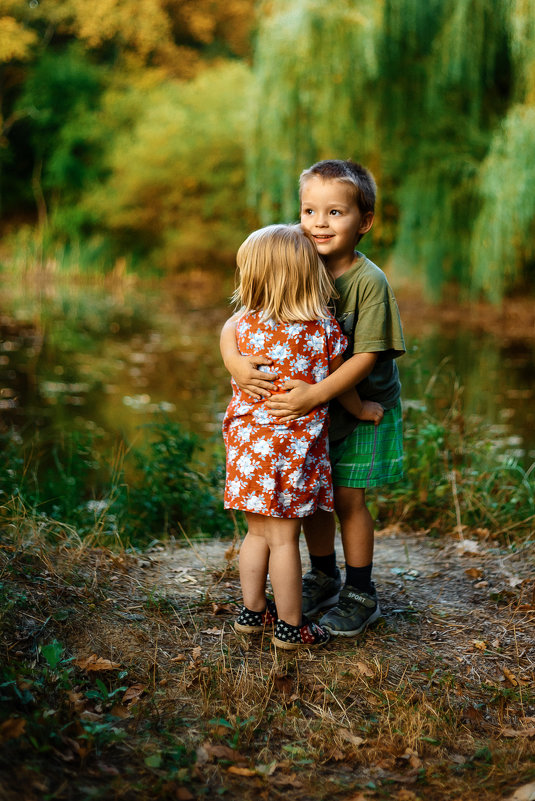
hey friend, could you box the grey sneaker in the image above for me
[301,566,342,616]
[319,583,381,636]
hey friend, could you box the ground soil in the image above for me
[1,527,533,801]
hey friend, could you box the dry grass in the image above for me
[0,516,534,801]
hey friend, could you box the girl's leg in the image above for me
[244,512,302,626]
[239,515,270,612]
[264,516,302,626]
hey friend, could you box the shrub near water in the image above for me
[0,420,235,547]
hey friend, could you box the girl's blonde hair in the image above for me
[233,224,334,323]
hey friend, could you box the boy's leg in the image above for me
[319,485,380,636]
[336,486,374,576]
[301,509,342,615]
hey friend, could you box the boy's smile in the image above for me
[300,176,373,276]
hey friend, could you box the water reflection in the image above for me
[1,272,534,466]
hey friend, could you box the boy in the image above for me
[221,159,405,636]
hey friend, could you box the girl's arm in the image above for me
[220,316,278,399]
[329,355,384,425]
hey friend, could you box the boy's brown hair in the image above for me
[299,159,376,216]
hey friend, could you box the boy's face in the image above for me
[300,176,373,264]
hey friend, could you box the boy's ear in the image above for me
[359,212,374,236]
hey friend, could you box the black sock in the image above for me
[345,562,373,594]
[309,552,337,579]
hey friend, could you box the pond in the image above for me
[1,269,534,469]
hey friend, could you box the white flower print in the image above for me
[252,438,272,457]
[227,478,242,496]
[248,494,265,512]
[237,453,256,476]
[260,475,276,492]
[308,333,324,352]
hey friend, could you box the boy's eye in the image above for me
[302,208,314,215]
[329,209,342,216]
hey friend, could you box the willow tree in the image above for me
[470,0,535,300]
[249,0,380,224]
[250,0,535,300]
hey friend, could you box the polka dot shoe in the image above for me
[234,599,277,634]
[272,616,330,650]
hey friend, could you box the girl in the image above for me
[222,224,379,649]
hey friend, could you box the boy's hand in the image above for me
[264,379,317,421]
[358,400,384,426]
[232,355,278,399]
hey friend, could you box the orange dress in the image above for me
[222,311,347,518]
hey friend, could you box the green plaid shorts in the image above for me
[329,401,403,489]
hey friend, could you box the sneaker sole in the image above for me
[272,634,330,650]
[234,622,266,634]
[302,591,341,617]
[321,605,382,637]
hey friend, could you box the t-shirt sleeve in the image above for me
[324,313,348,363]
[352,276,405,359]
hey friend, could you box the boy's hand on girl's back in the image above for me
[358,400,384,426]
[265,379,317,421]
[232,355,278,399]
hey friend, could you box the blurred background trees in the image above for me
[1,0,535,300]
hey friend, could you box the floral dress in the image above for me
[222,311,347,518]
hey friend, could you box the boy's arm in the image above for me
[265,351,378,421]
[220,316,278,399]
[328,354,384,425]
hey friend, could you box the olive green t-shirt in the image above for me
[329,252,406,442]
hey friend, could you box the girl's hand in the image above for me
[232,355,278,399]
[358,400,384,425]
[264,379,318,421]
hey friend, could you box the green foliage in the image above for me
[379,366,535,537]
[83,61,254,269]
[250,0,535,299]
[0,419,236,547]
[250,0,379,224]
[115,420,236,543]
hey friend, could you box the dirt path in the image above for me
[3,527,533,801]
[134,527,534,801]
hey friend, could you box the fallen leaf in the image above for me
[462,705,483,722]
[201,628,222,636]
[501,727,535,738]
[171,654,187,662]
[227,766,256,776]
[457,539,480,555]
[503,667,518,686]
[508,576,524,588]
[110,704,131,719]
[176,789,195,801]
[122,684,146,705]
[212,602,235,615]
[202,742,245,762]
[75,654,121,672]
[0,718,26,742]
[255,761,278,776]
[97,762,120,776]
[355,661,374,678]
[472,640,487,651]
[504,781,535,801]
[274,674,294,697]
[328,747,346,761]
[191,646,202,661]
[465,567,483,579]
[67,691,85,711]
[339,728,365,747]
